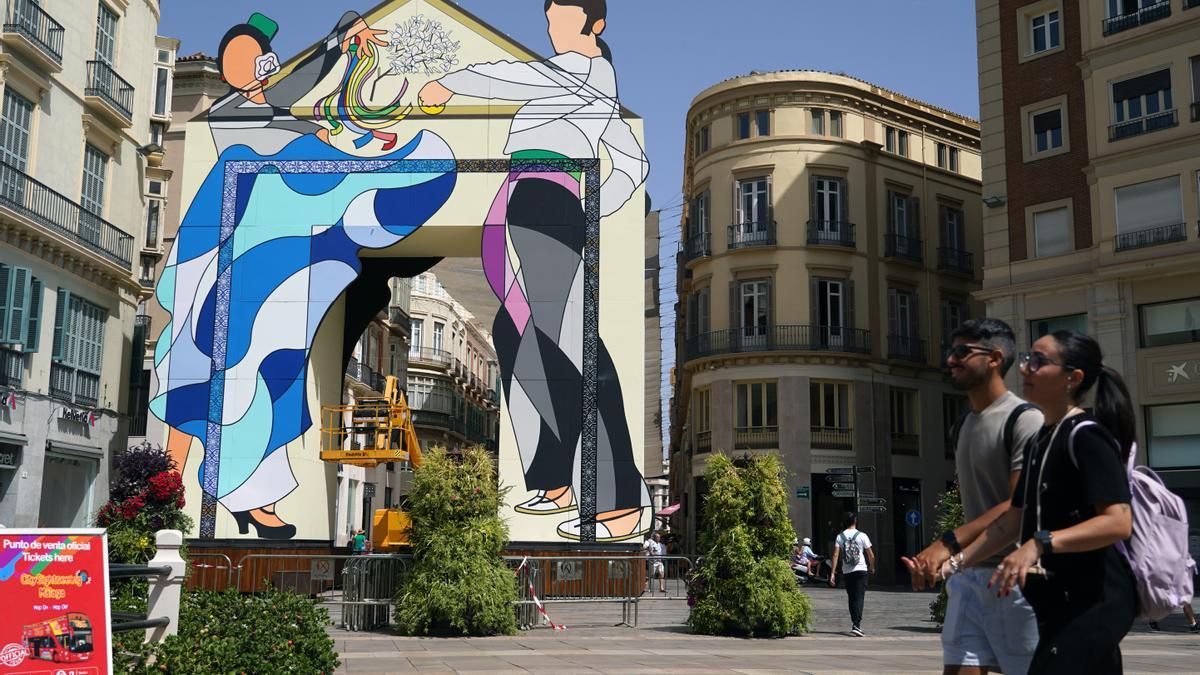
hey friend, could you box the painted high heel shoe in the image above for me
[231,507,297,540]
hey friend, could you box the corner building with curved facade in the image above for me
[670,71,983,583]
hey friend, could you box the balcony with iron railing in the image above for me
[811,426,852,450]
[0,161,133,270]
[2,0,64,71]
[937,247,974,275]
[891,432,920,456]
[1102,0,1170,35]
[888,334,926,364]
[85,60,134,127]
[727,221,776,250]
[0,347,23,387]
[1109,109,1177,141]
[408,346,452,369]
[684,231,711,262]
[388,305,408,327]
[734,426,778,450]
[695,430,711,454]
[345,357,384,393]
[885,232,923,263]
[806,220,856,248]
[50,363,99,407]
[685,325,872,361]
[1114,222,1187,252]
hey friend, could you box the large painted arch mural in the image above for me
[152,0,650,544]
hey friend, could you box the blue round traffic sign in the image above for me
[906,509,921,527]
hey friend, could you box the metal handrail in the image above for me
[885,232,924,262]
[734,426,779,449]
[888,334,927,363]
[408,346,452,367]
[812,426,853,450]
[685,324,872,360]
[727,221,776,249]
[3,0,64,63]
[110,563,171,579]
[937,246,974,274]
[806,220,856,247]
[1114,222,1187,252]
[684,231,711,260]
[1103,0,1170,35]
[1109,109,1177,141]
[0,160,133,268]
[85,60,134,121]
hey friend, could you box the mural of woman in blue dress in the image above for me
[149,12,455,539]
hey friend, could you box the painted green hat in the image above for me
[247,12,278,42]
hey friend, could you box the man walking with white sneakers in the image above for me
[830,511,875,637]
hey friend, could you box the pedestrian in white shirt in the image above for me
[829,512,875,637]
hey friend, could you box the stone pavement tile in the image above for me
[339,656,417,673]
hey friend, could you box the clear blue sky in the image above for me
[159,0,980,451]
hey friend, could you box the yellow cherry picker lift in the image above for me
[320,375,421,551]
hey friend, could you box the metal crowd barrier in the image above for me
[341,554,411,631]
[186,552,233,591]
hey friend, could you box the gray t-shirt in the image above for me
[955,391,1043,566]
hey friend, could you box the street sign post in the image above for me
[795,486,811,500]
[831,483,856,491]
[832,491,857,498]
[855,466,876,473]
[858,498,887,506]
[857,490,877,498]
[858,505,887,513]
[826,467,856,474]
[825,474,855,482]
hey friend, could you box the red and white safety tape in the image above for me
[514,556,566,631]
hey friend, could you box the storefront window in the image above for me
[1139,297,1200,348]
[38,452,97,527]
[1029,313,1087,340]
[1146,402,1200,470]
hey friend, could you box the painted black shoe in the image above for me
[231,509,297,539]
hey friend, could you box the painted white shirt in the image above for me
[439,51,649,217]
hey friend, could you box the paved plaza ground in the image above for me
[329,585,1199,673]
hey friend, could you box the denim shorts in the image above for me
[942,567,1038,674]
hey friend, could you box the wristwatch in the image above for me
[940,530,962,555]
[1033,530,1054,555]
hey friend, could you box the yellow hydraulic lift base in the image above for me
[321,375,422,551]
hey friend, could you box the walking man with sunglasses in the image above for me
[902,318,1043,674]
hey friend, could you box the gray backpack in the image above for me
[839,531,863,568]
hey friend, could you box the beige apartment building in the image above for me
[0,0,170,527]
[668,71,983,581]
[645,209,668,514]
[976,0,1200,560]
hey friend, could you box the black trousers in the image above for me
[1024,570,1135,675]
[843,571,868,627]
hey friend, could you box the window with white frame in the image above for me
[888,287,918,339]
[810,109,825,135]
[937,143,959,171]
[810,381,851,443]
[885,126,909,156]
[432,322,444,352]
[815,279,846,329]
[736,177,771,230]
[1030,9,1061,55]
[739,280,770,338]
[95,3,117,64]
[1114,175,1182,235]
[813,176,843,226]
[1031,107,1064,154]
[1032,207,1071,257]
[410,319,423,351]
[735,381,777,432]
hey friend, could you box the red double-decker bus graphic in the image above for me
[20,612,93,664]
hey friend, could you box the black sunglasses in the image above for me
[1018,352,1072,373]
[944,344,993,362]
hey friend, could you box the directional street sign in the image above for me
[831,483,856,491]
[825,474,855,482]
[859,505,887,513]
[859,498,887,506]
[795,486,811,500]
[858,490,877,498]
[826,467,855,474]
[855,466,876,473]
[832,491,857,498]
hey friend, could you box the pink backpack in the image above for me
[1069,422,1196,620]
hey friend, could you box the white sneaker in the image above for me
[851,626,864,637]
[556,509,650,543]
[514,490,576,515]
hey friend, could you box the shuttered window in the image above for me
[95,4,117,64]
[1,89,34,171]
[0,263,43,350]
[52,289,105,372]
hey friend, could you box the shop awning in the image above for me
[656,503,681,518]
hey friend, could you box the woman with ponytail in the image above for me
[939,331,1136,673]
